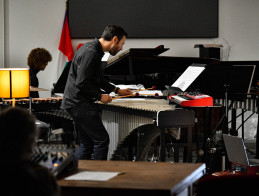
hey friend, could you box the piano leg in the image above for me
[242,109,245,139]
[256,98,259,158]
[187,126,193,163]
[204,107,211,144]
[160,128,166,162]
[230,108,238,136]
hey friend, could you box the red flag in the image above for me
[57,11,74,77]
[58,11,74,61]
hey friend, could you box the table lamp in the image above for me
[0,68,30,107]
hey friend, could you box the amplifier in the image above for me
[31,144,78,178]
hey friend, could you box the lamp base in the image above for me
[12,98,15,107]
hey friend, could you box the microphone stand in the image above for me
[29,96,32,114]
[205,83,232,173]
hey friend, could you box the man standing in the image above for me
[61,25,132,160]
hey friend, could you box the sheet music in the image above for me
[171,65,205,92]
[115,84,144,90]
[102,52,110,61]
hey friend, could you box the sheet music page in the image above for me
[65,171,122,181]
[171,66,205,92]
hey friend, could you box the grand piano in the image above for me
[104,47,258,99]
[104,47,219,90]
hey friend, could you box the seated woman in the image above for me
[27,48,52,98]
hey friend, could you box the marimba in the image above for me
[215,93,259,157]
[96,98,195,162]
[214,94,258,136]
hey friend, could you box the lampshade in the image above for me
[0,68,30,98]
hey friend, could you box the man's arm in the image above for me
[117,88,132,96]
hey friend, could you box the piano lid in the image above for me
[105,47,218,76]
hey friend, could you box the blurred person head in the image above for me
[27,48,52,70]
[0,107,37,162]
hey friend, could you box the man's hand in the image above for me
[118,89,133,96]
[100,94,112,104]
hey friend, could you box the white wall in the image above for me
[4,0,66,97]
[219,0,259,60]
[3,0,259,97]
[0,0,5,68]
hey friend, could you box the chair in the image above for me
[157,110,195,162]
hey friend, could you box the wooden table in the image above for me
[58,160,206,196]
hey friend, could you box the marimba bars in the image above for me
[0,97,63,112]
[214,96,258,113]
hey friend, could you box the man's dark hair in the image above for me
[101,24,128,41]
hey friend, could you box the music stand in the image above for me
[190,64,255,99]
[228,65,255,100]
